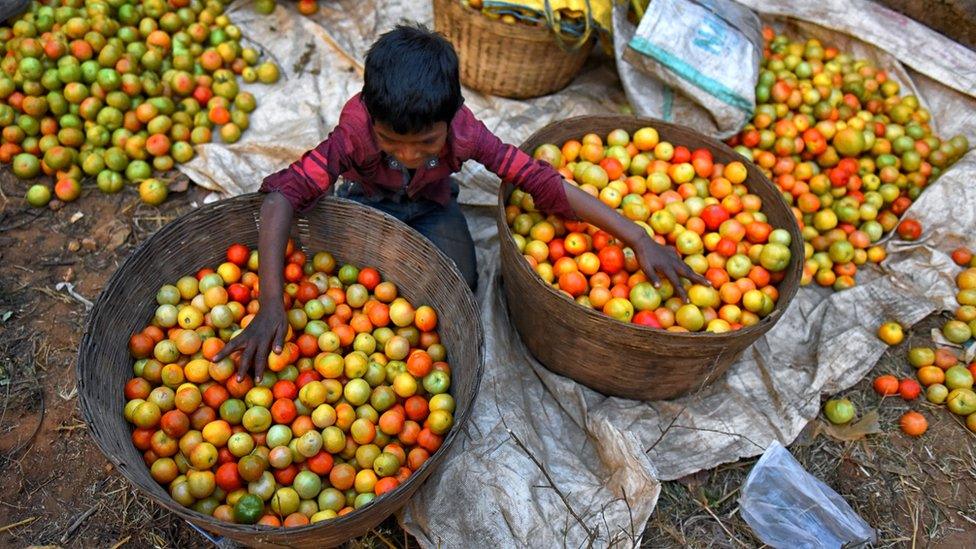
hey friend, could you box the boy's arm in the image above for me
[214,192,292,381]
[216,128,357,380]
[468,119,706,296]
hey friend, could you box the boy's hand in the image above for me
[213,304,288,382]
[632,234,710,300]
[217,191,294,382]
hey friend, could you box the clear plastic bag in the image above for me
[739,442,876,549]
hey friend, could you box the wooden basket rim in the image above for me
[433,0,594,47]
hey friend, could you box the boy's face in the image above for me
[373,121,448,170]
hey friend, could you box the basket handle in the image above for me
[542,0,594,51]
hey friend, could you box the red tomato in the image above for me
[898,379,921,400]
[891,196,913,216]
[215,462,242,492]
[591,231,612,252]
[745,222,772,244]
[671,146,691,164]
[896,219,922,241]
[272,380,297,400]
[306,451,334,475]
[274,464,299,485]
[700,205,730,231]
[284,263,304,283]
[295,281,318,303]
[549,239,566,261]
[632,310,662,328]
[295,370,322,389]
[716,238,737,257]
[873,374,899,396]
[193,85,214,106]
[357,267,382,290]
[951,248,973,266]
[599,157,624,180]
[227,283,251,304]
[598,245,625,275]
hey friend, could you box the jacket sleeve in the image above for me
[461,112,578,219]
[260,116,359,212]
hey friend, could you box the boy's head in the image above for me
[363,24,462,169]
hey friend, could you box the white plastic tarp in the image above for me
[180,1,976,546]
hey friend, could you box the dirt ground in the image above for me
[1,171,974,548]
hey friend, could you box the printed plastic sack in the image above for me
[611,2,722,137]
[740,442,876,549]
[622,0,762,137]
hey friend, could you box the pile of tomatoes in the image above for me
[939,248,976,346]
[507,126,793,333]
[873,344,976,437]
[2,0,282,208]
[727,29,969,291]
[461,0,588,36]
[123,241,455,526]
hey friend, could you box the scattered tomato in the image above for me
[873,374,899,396]
[898,379,921,400]
[899,411,927,437]
[823,398,855,425]
[877,321,904,345]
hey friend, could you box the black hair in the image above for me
[362,24,463,135]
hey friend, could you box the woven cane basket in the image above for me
[78,194,484,547]
[496,115,803,401]
[432,0,595,99]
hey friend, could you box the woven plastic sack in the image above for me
[740,442,876,549]
[622,0,762,137]
[482,0,612,40]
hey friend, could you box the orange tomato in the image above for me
[899,411,927,437]
[872,374,899,396]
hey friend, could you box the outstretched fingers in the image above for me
[236,342,256,382]
[273,325,286,356]
[253,342,271,384]
[213,336,242,363]
[664,268,689,300]
[679,262,710,287]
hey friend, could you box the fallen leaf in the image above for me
[106,225,131,251]
[91,219,131,252]
[168,176,189,193]
[818,410,881,442]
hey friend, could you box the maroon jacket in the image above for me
[260,94,576,218]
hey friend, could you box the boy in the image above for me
[218,25,703,380]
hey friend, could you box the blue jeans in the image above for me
[334,180,479,292]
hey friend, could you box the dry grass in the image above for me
[643,314,976,548]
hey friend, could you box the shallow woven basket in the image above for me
[432,0,595,99]
[496,116,803,401]
[78,194,484,548]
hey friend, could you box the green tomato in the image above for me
[823,398,855,425]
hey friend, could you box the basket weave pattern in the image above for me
[432,0,595,99]
[496,116,804,401]
[78,194,484,548]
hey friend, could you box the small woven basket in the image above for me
[432,0,595,99]
[496,115,804,401]
[78,194,484,548]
